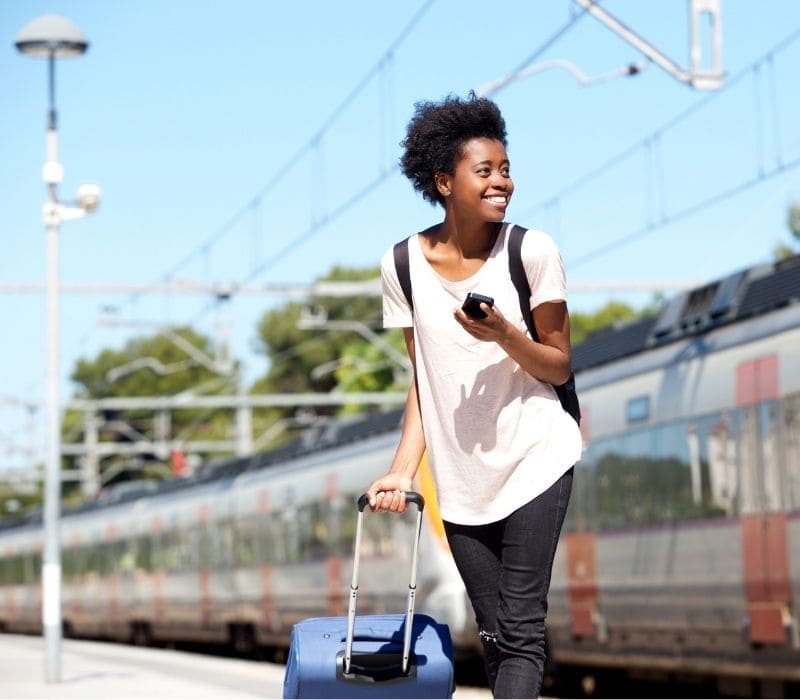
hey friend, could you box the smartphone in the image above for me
[461,292,494,319]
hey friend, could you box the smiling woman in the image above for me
[364,92,582,699]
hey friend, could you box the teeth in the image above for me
[486,196,506,203]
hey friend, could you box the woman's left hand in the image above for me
[454,303,512,343]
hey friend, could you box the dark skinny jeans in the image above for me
[443,467,573,699]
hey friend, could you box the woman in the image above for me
[366,93,582,698]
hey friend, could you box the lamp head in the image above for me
[15,14,88,58]
[77,183,101,213]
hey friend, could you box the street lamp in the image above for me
[15,13,100,684]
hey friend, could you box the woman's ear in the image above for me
[435,171,451,198]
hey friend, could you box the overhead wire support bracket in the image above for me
[575,0,724,90]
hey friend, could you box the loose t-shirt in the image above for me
[381,223,583,525]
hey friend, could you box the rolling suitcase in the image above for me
[283,492,455,698]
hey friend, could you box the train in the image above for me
[1,252,799,696]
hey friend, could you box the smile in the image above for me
[484,195,507,204]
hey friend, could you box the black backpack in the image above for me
[392,224,581,426]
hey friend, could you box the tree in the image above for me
[571,301,641,345]
[71,327,228,399]
[250,265,401,437]
[332,328,408,414]
[774,204,800,260]
[65,327,237,489]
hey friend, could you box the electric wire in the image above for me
[183,4,590,325]
[514,26,800,269]
[127,0,437,310]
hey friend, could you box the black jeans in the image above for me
[443,468,573,699]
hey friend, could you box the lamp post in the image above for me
[15,14,99,683]
[475,58,646,98]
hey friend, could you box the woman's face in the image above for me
[438,137,514,221]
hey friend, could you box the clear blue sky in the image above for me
[2,1,799,473]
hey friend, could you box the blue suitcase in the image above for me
[283,493,455,698]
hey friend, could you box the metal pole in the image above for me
[42,51,62,684]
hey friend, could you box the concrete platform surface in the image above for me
[0,634,281,698]
[0,634,492,699]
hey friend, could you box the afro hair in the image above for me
[399,92,508,207]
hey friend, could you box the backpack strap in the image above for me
[508,224,581,426]
[507,224,538,342]
[393,237,413,312]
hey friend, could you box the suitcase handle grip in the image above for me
[357,491,425,513]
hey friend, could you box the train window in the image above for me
[197,526,213,570]
[236,516,257,567]
[728,397,795,515]
[22,553,35,584]
[758,401,784,513]
[307,502,331,560]
[184,527,200,569]
[10,554,23,585]
[62,546,76,582]
[70,546,85,582]
[582,416,729,530]
[784,393,800,510]
[84,540,100,576]
[99,542,112,577]
[155,529,181,572]
[136,535,153,572]
[215,519,236,570]
[337,491,359,555]
[282,507,304,563]
[295,506,315,561]
[119,539,136,573]
[626,395,650,423]
[730,406,765,515]
[271,514,288,564]
[361,511,397,557]
[9,554,19,585]
[255,515,277,564]
[15,554,26,585]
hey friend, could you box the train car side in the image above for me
[545,271,800,690]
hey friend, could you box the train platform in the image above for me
[0,633,281,698]
[0,633,492,699]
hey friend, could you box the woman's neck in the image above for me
[433,216,501,259]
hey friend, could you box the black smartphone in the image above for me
[461,292,494,319]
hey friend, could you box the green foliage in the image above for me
[333,329,408,414]
[774,204,800,260]
[0,482,42,521]
[252,265,403,422]
[789,205,800,239]
[71,327,225,398]
[571,301,642,345]
[65,326,237,487]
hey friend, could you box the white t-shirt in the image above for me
[381,223,583,525]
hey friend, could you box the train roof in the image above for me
[4,254,799,533]
[572,253,800,374]
[0,408,404,532]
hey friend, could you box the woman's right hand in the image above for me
[366,473,414,513]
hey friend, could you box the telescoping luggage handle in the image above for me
[344,491,425,677]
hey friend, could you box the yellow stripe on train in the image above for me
[414,451,449,551]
